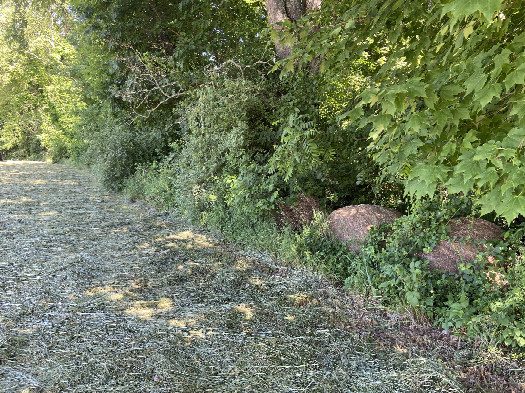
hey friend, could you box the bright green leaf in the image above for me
[504,63,525,90]
[474,83,502,108]
[464,69,488,95]
[441,0,502,23]
[499,194,525,223]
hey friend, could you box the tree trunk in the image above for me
[264,0,322,59]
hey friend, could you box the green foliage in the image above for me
[276,0,525,223]
[0,1,83,161]
[282,211,351,280]
[269,73,382,208]
[77,104,174,190]
[70,0,269,117]
[172,78,281,220]
[280,194,525,347]
[345,200,525,348]
[125,161,180,210]
[3,0,523,352]
[124,78,283,227]
[68,0,275,195]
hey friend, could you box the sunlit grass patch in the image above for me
[155,230,215,249]
[38,211,58,216]
[234,304,255,320]
[123,298,175,320]
[168,318,197,328]
[0,197,35,204]
[287,293,312,307]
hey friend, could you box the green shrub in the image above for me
[123,78,286,252]
[76,104,175,190]
[154,79,282,220]
[269,74,383,209]
[278,193,524,348]
[282,211,351,281]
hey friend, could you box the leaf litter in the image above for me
[0,161,523,393]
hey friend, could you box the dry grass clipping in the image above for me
[0,161,522,393]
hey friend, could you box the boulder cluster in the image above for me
[328,204,504,274]
[275,197,505,275]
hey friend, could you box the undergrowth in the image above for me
[119,77,525,353]
[126,152,525,351]
[286,199,525,350]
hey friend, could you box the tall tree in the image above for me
[71,0,269,118]
[265,0,322,58]
[0,0,82,160]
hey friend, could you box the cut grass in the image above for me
[0,161,523,392]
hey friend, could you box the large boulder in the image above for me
[276,194,321,230]
[328,204,403,252]
[423,217,504,273]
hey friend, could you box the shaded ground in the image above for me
[0,161,523,393]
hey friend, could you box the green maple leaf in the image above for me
[411,163,450,185]
[501,127,525,149]
[504,63,525,90]
[491,48,511,79]
[475,168,500,188]
[406,112,428,132]
[446,173,472,194]
[440,84,464,101]
[424,90,439,109]
[361,88,380,104]
[341,105,364,122]
[434,108,452,126]
[439,141,457,158]
[499,194,525,223]
[461,131,479,149]
[442,0,502,23]
[406,167,428,194]
[472,143,498,161]
[510,32,525,51]
[372,114,392,132]
[403,137,424,157]
[452,106,471,125]
[464,69,488,95]
[381,100,397,116]
[474,83,502,108]
[405,177,436,198]
[406,79,427,99]
[508,167,525,185]
[510,100,525,119]
[478,188,503,216]
[463,22,475,39]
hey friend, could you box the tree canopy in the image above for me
[1,0,523,221]
[275,0,525,223]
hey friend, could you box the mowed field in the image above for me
[0,161,516,392]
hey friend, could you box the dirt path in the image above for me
[0,161,467,392]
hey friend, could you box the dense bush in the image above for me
[76,104,175,190]
[357,219,525,347]
[270,73,384,210]
[125,79,284,244]
[282,211,351,280]
[171,79,280,219]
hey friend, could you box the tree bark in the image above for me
[264,0,322,59]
